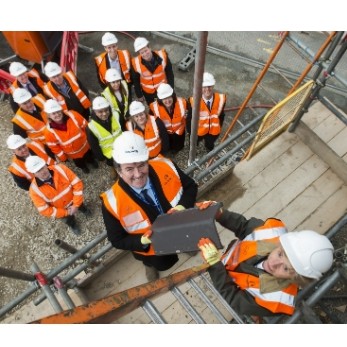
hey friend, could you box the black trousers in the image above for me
[132,252,179,271]
[169,132,185,152]
[198,134,219,151]
[73,149,96,169]
[142,90,157,106]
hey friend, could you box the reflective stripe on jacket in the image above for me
[221,219,298,315]
[87,115,122,159]
[8,141,56,180]
[95,51,132,84]
[44,110,89,161]
[100,156,183,256]
[149,97,187,135]
[189,93,226,136]
[12,106,48,143]
[132,49,168,94]
[29,164,83,218]
[44,71,91,111]
[126,115,161,158]
[102,82,129,119]
[9,68,47,94]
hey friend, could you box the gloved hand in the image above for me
[167,205,185,214]
[195,201,223,220]
[141,229,153,245]
[195,200,217,210]
[197,238,221,266]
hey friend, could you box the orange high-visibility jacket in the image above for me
[11,100,48,143]
[8,141,56,181]
[94,51,132,84]
[8,68,47,95]
[126,115,162,158]
[189,93,226,136]
[44,110,89,161]
[29,163,83,219]
[221,219,298,315]
[43,71,91,111]
[100,156,183,256]
[149,97,187,135]
[132,49,168,95]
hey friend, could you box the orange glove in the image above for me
[141,229,153,245]
[198,238,221,266]
[167,205,185,214]
[195,201,217,210]
[195,201,223,219]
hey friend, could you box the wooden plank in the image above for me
[85,252,145,300]
[234,130,298,184]
[231,141,313,214]
[275,169,344,232]
[328,125,347,157]
[115,306,152,324]
[244,154,329,220]
[295,121,347,185]
[309,112,345,142]
[295,185,347,235]
[302,101,335,129]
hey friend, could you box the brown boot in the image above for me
[145,266,159,282]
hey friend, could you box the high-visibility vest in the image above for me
[44,110,89,161]
[12,104,48,143]
[8,68,47,94]
[189,93,226,136]
[8,141,56,181]
[100,156,183,256]
[132,49,168,94]
[150,97,187,135]
[221,219,298,315]
[88,115,122,159]
[43,71,91,111]
[94,51,132,84]
[102,82,129,120]
[126,115,161,158]
[29,164,83,219]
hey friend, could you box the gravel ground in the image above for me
[0,99,114,309]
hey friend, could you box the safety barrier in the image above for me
[245,80,315,160]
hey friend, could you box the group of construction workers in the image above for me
[5,32,334,320]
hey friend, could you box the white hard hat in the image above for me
[129,101,146,116]
[44,62,62,78]
[92,96,110,110]
[25,155,46,173]
[134,37,149,52]
[280,230,334,280]
[13,88,32,104]
[9,62,28,77]
[44,99,63,113]
[105,68,122,83]
[7,134,27,150]
[102,32,118,46]
[157,83,173,99]
[202,72,216,87]
[112,131,149,164]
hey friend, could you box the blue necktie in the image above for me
[141,188,155,206]
[207,100,211,110]
[26,82,37,96]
